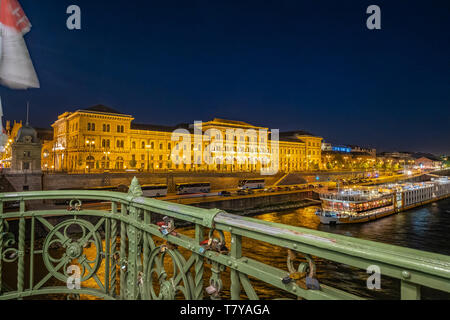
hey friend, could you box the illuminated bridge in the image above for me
[0,178,449,300]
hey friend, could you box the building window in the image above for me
[116,157,124,169]
[87,123,96,131]
[141,141,145,149]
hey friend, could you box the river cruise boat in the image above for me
[315,176,450,224]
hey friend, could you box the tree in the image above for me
[129,159,137,168]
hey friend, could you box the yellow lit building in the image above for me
[20,105,323,173]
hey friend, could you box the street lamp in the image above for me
[103,151,110,171]
[86,139,95,172]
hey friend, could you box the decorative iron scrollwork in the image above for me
[42,219,103,283]
[1,220,18,263]
[142,245,194,300]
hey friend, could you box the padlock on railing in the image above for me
[284,249,321,291]
[157,216,178,237]
[67,199,82,212]
[137,271,144,287]
[303,253,320,290]
[200,229,228,254]
[205,278,221,299]
[305,276,321,290]
[205,284,217,295]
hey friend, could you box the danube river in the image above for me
[220,198,450,300]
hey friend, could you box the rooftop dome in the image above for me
[15,124,39,143]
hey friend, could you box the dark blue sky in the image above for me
[1,0,449,154]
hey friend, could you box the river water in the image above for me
[233,198,450,300]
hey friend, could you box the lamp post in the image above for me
[86,139,95,173]
[103,150,110,171]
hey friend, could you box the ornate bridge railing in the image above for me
[0,177,449,300]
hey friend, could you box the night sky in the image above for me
[1,0,449,155]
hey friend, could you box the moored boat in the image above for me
[315,176,450,224]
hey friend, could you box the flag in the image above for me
[0,0,39,89]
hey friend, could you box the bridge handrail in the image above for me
[1,177,449,300]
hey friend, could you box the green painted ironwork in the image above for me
[0,176,449,300]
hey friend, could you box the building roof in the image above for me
[131,123,176,132]
[15,124,39,143]
[79,104,131,116]
[279,130,315,137]
[211,118,254,127]
[35,127,53,141]
[411,153,441,161]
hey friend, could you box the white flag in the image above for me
[0,0,39,89]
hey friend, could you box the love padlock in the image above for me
[305,276,321,290]
[205,285,217,295]
[282,276,293,284]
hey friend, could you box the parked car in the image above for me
[219,191,231,196]
[237,189,247,195]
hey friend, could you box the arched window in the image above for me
[115,157,124,169]
[101,156,110,169]
[141,141,145,149]
[132,141,136,149]
[86,156,95,169]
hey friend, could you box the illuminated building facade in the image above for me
[7,105,324,173]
